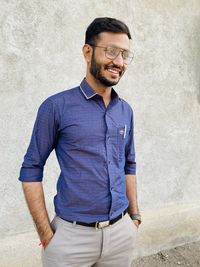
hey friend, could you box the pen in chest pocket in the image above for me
[124,124,127,139]
[119,124,127,138]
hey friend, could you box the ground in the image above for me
[133,241,200,267]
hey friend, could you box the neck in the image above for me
[85,76,112,100]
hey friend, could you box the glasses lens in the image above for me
[123,51,134,64]
[105,46,134,64]
[106,47,118,59]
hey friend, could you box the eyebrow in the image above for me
[104,45,130,52]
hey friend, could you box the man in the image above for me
[19,17,141,267]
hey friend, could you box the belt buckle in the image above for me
[95,220,110,229]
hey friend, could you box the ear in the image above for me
[82,44,93,63]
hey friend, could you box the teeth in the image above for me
[107,68,119,74]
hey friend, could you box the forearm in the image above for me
[22,182,53,244]
[125,174,140,214]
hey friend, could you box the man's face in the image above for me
[89,32,131,87]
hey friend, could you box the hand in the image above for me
[133,219,139,228]
[39,229,54,249]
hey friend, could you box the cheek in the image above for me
[95,52,111,67]
[123,65,128,72]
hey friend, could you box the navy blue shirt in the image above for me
[19,79,136,223]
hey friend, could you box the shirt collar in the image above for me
[80,79,97,100]
[80,78,119,101]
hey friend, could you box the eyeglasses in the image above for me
[89,44,134,65]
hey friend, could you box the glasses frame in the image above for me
[88,44,134,65]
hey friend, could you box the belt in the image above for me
[65,209,127,229]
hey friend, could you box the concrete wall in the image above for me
[1,0,200,266]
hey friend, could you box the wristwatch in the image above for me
[129,213,142,225]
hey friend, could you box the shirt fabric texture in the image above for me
[19,79,136,223]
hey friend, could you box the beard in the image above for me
[89,52,125,87]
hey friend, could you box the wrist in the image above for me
[129,213,142,225]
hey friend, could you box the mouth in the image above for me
[106,66,122,77]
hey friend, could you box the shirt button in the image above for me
[108,161,111,164]
[107,136,110,140]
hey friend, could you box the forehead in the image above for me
[97,32,131,50]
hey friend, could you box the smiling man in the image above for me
[19,17,141,267]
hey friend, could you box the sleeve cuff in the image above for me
[124,164,136,175]
[19,167,43,182]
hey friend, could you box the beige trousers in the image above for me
[42,213,137,267]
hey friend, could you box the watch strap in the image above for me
[129,213,142,224]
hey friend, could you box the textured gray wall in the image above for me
[1,0,200,266]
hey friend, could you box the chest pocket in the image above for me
[117,125,129,161]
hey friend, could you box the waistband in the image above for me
[62,209,127,229]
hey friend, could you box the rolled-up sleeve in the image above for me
[124,110,136,175]
[19,99,58,182]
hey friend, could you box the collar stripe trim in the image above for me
[80,85,97,100]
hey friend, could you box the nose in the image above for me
[112,52,124,67]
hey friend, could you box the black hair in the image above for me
[85,17,132,45]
